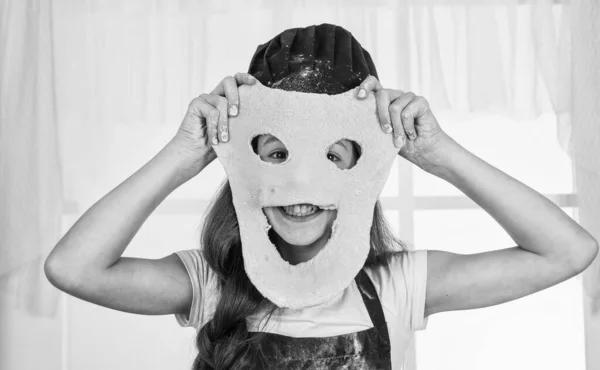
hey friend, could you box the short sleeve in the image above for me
[389,249,429,331]
[173,249,218,329]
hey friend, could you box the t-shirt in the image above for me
[174,248,429,369]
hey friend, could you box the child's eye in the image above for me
[269,150,288,160]
[327,153,341,162]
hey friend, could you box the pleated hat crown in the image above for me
[247,23,378,92]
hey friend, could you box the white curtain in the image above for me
[2,0,597,349]
[0,0,62,316]
[48,0,573,210]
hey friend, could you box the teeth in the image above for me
[283,204,318,217]
[280,203,337,217]
[320,205,336,210]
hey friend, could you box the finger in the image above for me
[386,91,408,148]
[188,95,220,141]
[395,92,418,141]
[209,76,237,121]
[214,96,229,144]
[198,125,207,139]
[183,110,208,139]
[233,72,257,86]
[402,96,429,141]
[357,75,384,99]
[389,92,415,136]
[218,76,239,119]
[205,85,233,144]
[181,110,207,140]
[232,72,257,119]
[375,89,393,134]
[199,94,223,146]
[211,73,256,98]
[210,73,256,130]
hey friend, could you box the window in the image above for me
[410,112,583,370]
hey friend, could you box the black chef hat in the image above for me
[247,23,378,91]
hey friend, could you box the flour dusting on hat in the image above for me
[247,23,378,92]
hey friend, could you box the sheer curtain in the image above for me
[0,0,62,316]
[1,0,598,366]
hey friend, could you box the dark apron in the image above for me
[249,268,393,369]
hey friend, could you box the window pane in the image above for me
[383,209,400,236]
[413,112,573,196]
[413,207,585,370]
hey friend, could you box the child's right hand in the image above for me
[168,72,257,181]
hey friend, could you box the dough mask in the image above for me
[212,81,398,309]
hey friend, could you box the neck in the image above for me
[272,230,331,265]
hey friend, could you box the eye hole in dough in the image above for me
[251,134,290,164]
[326,139,361,170]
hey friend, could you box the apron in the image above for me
[248,268,393,369]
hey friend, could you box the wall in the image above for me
[572,0,600,369]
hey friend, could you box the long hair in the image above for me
[192,71,409,369]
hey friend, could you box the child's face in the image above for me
[257,134,357,248]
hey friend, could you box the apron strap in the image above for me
[354,268,392,360]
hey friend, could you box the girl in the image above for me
[45,24,598,370]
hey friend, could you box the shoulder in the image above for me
[174,248,220,289]
[174,248,204,269]
[364,249,428,287]
[173,249,221,329]
[364,249,429,331]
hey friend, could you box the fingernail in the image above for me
[395,136,405,148]
[384,124,393,134]
[212,136,218,146]
[247,74,256,82]
[229,105,238,116]
[409,132,417,140]
[221,132,229,142]
[358,88,366,98]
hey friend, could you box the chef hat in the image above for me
[247,23,379,92]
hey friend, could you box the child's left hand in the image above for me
[356,75,453,171]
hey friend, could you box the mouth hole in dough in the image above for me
[262,205,338,263]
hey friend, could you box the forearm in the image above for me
[46,142,205,275]
[424,134,598,269]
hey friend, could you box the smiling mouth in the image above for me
[273,203,336,222]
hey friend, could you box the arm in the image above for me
[44,142,205,315]
[422,132,599,317]
[45,74,256,316]
[353,77,598,318]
